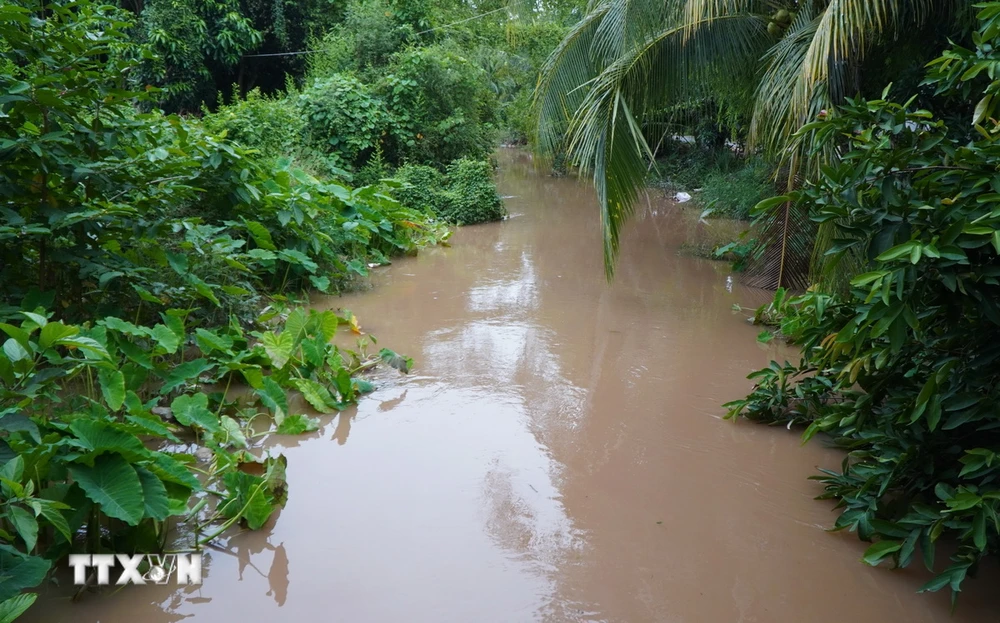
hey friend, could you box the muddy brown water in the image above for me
[26,149,1000,622]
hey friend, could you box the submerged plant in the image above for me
[0,3,435,618]
[0,305,409,612]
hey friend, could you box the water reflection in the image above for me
[332,411,354,445]
[228,535,289,607]
[23,148,1000,622]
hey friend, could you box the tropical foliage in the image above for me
[0,0,440,617]
[726,4,1000,602]
[0,0,581,615]
[395,159,507,224]
[535,0,973,276]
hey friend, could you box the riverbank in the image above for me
[24,148,1000,622]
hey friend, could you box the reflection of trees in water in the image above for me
[216,533,289,607]
[333,410,354,445]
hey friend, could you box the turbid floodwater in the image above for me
[25,149,1000,622]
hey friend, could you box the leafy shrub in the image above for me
[0,304,405,615]
[309,28,359,76]
[393,160,504,225]
[306,0,415,81]
[201,88,302,158]
[649,143,738,192]
[700,159,773,220]
[438,159,505,224]
[298,73,394,171]
[347,0,413,69]
[392,163,447,213]
[131,0,262,112]
[379,45,497,165]
[713,236,759,272]
[726,9,1000,601]
[502,89,536,144]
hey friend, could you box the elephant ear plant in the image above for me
[0,305,410,614]
[726,4,1000,607]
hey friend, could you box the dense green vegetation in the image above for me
[0,1,434,615]
[724,13,1000,601]
[536,0,972,277]
[535,0,1000,605]
[395,160,506,224]
[187,0,590,225]
[176,0,584,227]
[24,0,1000,614]
[0,0,580,616]
[648,143,773,221]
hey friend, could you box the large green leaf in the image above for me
[2,339,29,364]
[135,466,170,521]
[0,547,50,601]
[220,416,248,449]
[256,377,288,424]
[195,328,233,354]
[0,415,39,444]
[7,507,37,551]
[38,321,77,349]
[0,325,30,351]
[98,368,125,411]
[290,378,336,413]
[276,414,321,435]
[160,359,213,394]
[34,499,71,543]
[220,471,276,530]
[0,592,38,623]
[100,317,149,337]
[0,457,22,496]
[68,454,145,526]
[260,331,294,369]
[283,308,308,344]
[54,335,109,359]
[315,311,339,341]
[69,419,147,463]
[124,412,179,442]
[379,348,413,374]
[170,393,221,433]
[146,453,200,490]
[300,334,328,368]
[244,219,277,250]
[149,324,180,354]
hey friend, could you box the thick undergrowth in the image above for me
[726,8,1000,604]
[0,1,436,617]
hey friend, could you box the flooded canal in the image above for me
[26,149,1000,622]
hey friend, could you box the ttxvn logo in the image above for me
[68,553,203,585]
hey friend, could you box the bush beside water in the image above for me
[395,160,505,225]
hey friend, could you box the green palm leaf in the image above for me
[535,0,971,281]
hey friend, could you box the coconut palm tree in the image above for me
[535,0,971,281]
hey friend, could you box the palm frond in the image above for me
[534,5,609,156]
[748,7,826,158]
[534,0,973,285]
[546,8,765,275]
[741,155,814,291]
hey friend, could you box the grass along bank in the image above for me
[646,142,772,269]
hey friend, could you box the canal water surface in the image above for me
[26,149,1000,622]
